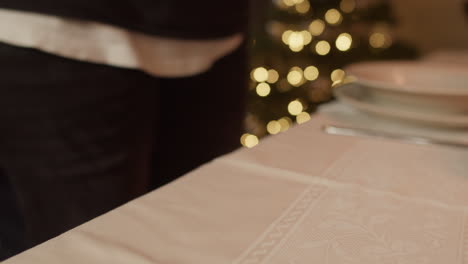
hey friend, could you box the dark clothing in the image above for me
[0,1,249,39]
[0,41,247,259]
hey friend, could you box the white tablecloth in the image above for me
[5,113,468,264]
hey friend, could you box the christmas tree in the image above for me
[241,0,417,148]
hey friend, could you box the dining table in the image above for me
[4,105,468,264]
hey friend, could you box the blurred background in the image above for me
[241,0,468,148]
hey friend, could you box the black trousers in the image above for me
[0,42,247,259]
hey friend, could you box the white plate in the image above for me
[334,83,468,128]
[424,50,468,67]
[345,61,468,114]
[345,61,468,96]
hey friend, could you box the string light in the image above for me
[325,9,342,25]
[278,117,292,132]
[241,133,259,148]
[295,0,310,13]
[331,69,346,82]
[315,40,331,55]
[288,100,304,116]
[309,19,326,36]
[283,0,295,7]
[340,0,356,13]
[296,112,311,124]
[246,0,402,145]
[304,66,319,81]
[288,32,305,52]
[252,67,268,82]
[240,133,248,145]
[256,83,271,97]
[273,0,287,9]
[287,67,303,86]
[267,69,279,83]
[267,121,281,135]
[335,33,352,51]
[369,32,392,48]
[300,31,312,45]
[369,32,385,48]
[282,30,293,44]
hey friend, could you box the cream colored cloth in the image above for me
[5,112,468,263]
[0,8,243,77]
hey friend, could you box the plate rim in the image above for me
[345,61,468,97]
[334,83,468,128]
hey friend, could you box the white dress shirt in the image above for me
[0,8,243,77]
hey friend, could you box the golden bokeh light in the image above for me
[282,30,293,44]
[296,112,311,124]
[267,69,279,83]
[340,0,356,13]
[267,120,282,135]
[369,32,391,48]
[288,32,305,52]
[300,30,312,45]
[295,0,310,13]
[273,0,287,9]
[325,9,342,25]
[304,66,319,81]
[331,80,344,88]
[287,67,303,86]
[283,0,295,7]
[240,133,248,145]
[256,83,271,97]
[315,40,331,55]
[252,67,269,82]
[289,44,304,52]
[308,19,326,36]
[278,117,292,132]
[290,66,302,73]
[331,69,346,82]
[288,100,304,116]
[335,33,352,51]
[369,32,385,48]
[243,134,259,148]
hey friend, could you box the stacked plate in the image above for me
[334,61,468,128]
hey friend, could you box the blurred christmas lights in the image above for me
[325,9,342,25]
[243,0,406,147]
[304,66,319,81]
[241,133,259,148]
[256,83,271,97]
[315,40,331,55]
[340,0,355,13]
[335,33,352,51]
[296,112,311,124]
[288,100,304,116]
[267,120,282,134]
[252,67,268,82]
[330,69,346,82]
[308,19,326,36]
